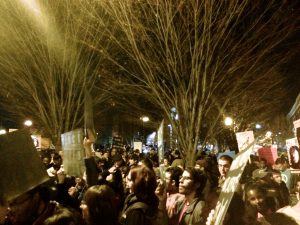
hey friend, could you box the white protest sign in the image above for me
[235,131,254,151]
[61,129,85,177]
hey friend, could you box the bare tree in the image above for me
[0,0,110,147]
[79,0,300,166]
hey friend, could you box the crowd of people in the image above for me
[1,137,300,225]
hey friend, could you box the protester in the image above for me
[169,167,207,225]
[277,199,300,224]
[43,207,84,225]
[217,155,233,193]
[120,165,158,225]
[80,185,119,225]
[244,182,276,222]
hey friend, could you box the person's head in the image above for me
[134,149,140,156]
[244,182,268,213]
[129,165,157,201]
[111,154,123,168]
[128,154,139,166]
[110,148,117,157]
[218,155,233,177]
[139,157,154,171]
[165,166,183,193]
[194,158,208,172]
[179,167,207,198]
[163,157,170,167]
[150,148,156,155]
[94,157,106,169]
[269,169,282,185]
[80,185,117,225]
[7,185,52,225]
[258,158,267,169]
[43,207,83,225]
[42,156,50,168]
[274,157,289,171]
[52,153,62,170]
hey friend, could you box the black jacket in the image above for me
[120,193,158,225]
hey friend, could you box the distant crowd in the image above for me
[1,140,300,225]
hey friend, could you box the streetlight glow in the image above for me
[24,120,33,127]
[224,117,233,126]
[255,124,262,129]
[141,116,149,122]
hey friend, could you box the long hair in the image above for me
[83,185,118,225]
[130,165,158,206]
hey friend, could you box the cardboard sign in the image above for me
[235,131,254,152]
[257,146,278,165]
[0,129,49,203]
[61,129,85,177]
[133,141,142,152]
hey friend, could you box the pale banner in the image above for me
[61,129,85,177]
[158,120,164,164]
[212,131,255,225]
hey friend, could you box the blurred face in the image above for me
[111,149,117,157]
[128,159,134,166]
[163,159,169,166]
[179,171,195,196]
[272,173,282,184]
[258,160,266,169]
[7,192,39,225]
[165,172,173,192]
[246,189,266,212]
[42,157,50,165]
[126,172,133,193]
[218,159,231,177]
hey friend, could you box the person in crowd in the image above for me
[6,184,61,225]
[67,176,87,209]
[252,158,269,180]
[171,151,184,169]
[43,207,84,225]
[169,167,207,225]
[164,167,184,225]
[41,155,51,169]
[47,153,63,177]
[127,154,139,170]
[244,182,276,222]
[268,169,289,207]
[240,155,260,184]
[274,157,294,191]
[80,185,119,225]
[120,165,158,225]
[276,198,300,224]
[259,212,298,225]
[217,155,233,193]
